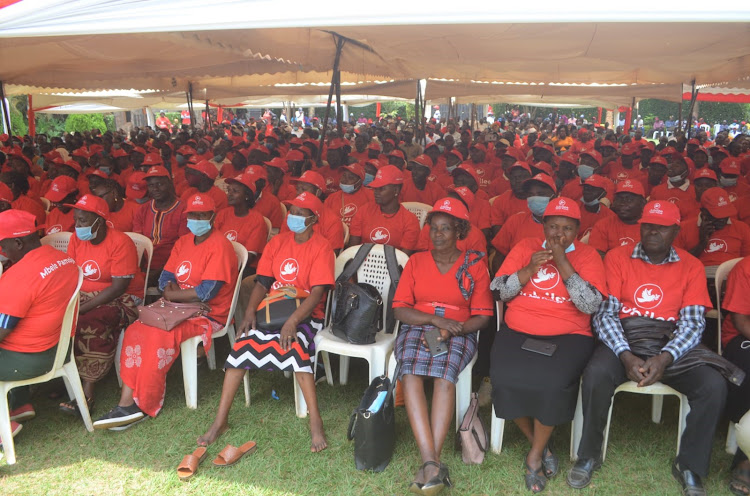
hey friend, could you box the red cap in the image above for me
[424,142,439,152]
[88,169,109,180]
[580,150,602,166]
[510,161,532,174]
[599,140,618,150]
[342,162,365,180]
[131,146,147,155]
[701,187,737,218]
[144,165,171,179]
[0,182,13,203]
[409,154,433,169]
[560,150,579,164]
[264,157,289,173]
[184,193,216,213]
[60,160,82,174]
[640,200,681,226]
[188,160,219,181]
[615,179,646,197]
[126,171,147,200]
[694,168,718,181]
[367,165,404,188]
[453,163,481,187]
[245,165,268,181]
[523,173,557,193]
[66,193,110,219]
[470,142,488,152]
[225,173,258,194]
[43,150,63,162]
[327,138,347,150]
[719,157,741,175]
[287,191,323,217]
[290,137,305,146]
[367,142,381,151]
[447,185,476,210]
[448,149,464,162]
[714,147,729,157]
[543,196,581,220]
[687,138,701,146]
[290,170,326,191]
[693,147,708,157]
[621,142,639,156]
[429,197,470,221]
[142,152,163,166]
[256,145,271,155]
[660,146,678,156]
[533,141,554,154]
[285,149,305,161]
[230,136,245,147]
[0,210,37,241]
[111,148,128,158]
[176,145,194,155]
[365,158,385,170]
[72,147,91,158]
[44,176,78,202]
[505,147,524,161]
[583,174,610,190]
[642,141,656,151]
[388,149,406,160]
[649,156,668,167]
[532,161,554,176]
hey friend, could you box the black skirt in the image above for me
[490,324,594,426]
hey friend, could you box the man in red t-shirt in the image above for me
[0,210,79,436]
[579,175,615,240]
[401,154,446,205]
[489,161,532,236]
[649,157,698,221]
[588,180,646,255]
[569,201,728,495]
[324,162,374,226]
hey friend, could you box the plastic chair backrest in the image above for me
[402,202,432,229]
[342,222,350,246]
[579,231,591,244]
[41,232,73,253]
[716,257,743,354]
[227,241,249,327]
[124,232,154,297]
[40,197,51,212]
[47,267,84,377]
[264,216,273,242]
[279,202,288,219]
[489,195,499,207]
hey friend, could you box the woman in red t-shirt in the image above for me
[393,198,493,492]
[197,192,335,453]
[63,194,143,414]
[490,197,606,493]
[94,194,238,430]
[216,173,268,272]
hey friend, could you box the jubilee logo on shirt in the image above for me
[176,261,192,282]
[619,237,635,246]
[224,230,238,242]
[340,204,357,218]
[279,258,299,282]
[82,260,101,280]
[530,264,560,291]
[705,238,727,253]
[47,224,62,234]
[633,283,663,310]
[370,227,391,244]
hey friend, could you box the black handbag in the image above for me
[331,244,383,344]
[347,362,400,472]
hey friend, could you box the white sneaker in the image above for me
[478,376,492,407]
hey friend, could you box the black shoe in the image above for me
[567,458,601,489]
[93,404,144,430]
[672,461,707,496]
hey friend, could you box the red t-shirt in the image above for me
[579,202,615,240]
[214,207,268,258]
[488,173,511,198]
[491,212,544,256]
[256,231,335,319]
[44,208,75,235]
[164,231,238,324]
[280,205,345,250]
[588,215,641,253]
[254,189,283,228]
[67,228,144,298]
[497,238,606,336]
[606,163,646,184]
[316,165,344,195]
[721,255,750,347]
[604,244,712,322]
[649,182,699,221]
[561,176,615,204]
[674,217,750,266]
[0,245,79,352]
[473,163,497,190]
[416,223,487,256]
[349,203,420,252]
[489,190,528,227]
[400,176,447,205]
[324,187,375,226]
[724,182,750,203]
[470,197,493,231]
[393,250,494,322]
[133,199,189,271]
[179,186,228,212]
[12,194,46,226]
[107,200,140,233]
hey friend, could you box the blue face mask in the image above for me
[186,218,212,236]
[577,164,595,181]
[266,142,275,151]
[286,214,310,233]
[364,173,376,186]
[720,176,738,187]
[75,218,99,241]
[527,196,551,217]
[446,164,458,173]
[542,239,576,253]
[339,182,358,194]
[99,166,111,176]
[176,154,186,165]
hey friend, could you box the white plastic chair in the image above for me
[402,202,432,229]
[179,241,248,409]
[0,267,87,465]
[342,222,350,246]
[40,231,72,252]
[579,231,591,244]
[40,197,51,212]
[489,195,499,207]
[263,216,273,242]
[314,244,409,387]
[568,381,689,462]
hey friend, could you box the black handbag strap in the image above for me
[383,244,401,333]
[337,243,375,283]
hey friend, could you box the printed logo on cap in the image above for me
[617,172,629,181]
[370,227,391,244]
[553,198,570,212]
[52,184,60,192]
[224,230,238,242]
[530,264,560,291]
[193,195,204,205]
[716,196,729,207]
[176,261,192,282]
[279,258,299,282]
[46,225,62,234]
[440,199,452,211]
[705,239,727,254]
[649,203,664,215]
[341,204,357,218]
[634,283,663,309]
[81,260,101,281]
[619,237,635,246]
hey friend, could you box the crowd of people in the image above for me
[1,113,750,495]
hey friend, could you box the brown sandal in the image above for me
[177,447,209,481]
[212,441,257,467]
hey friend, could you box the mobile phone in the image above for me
[424,328,449,357]
[521,337,557,357]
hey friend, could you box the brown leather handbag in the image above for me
[455,392,489,464]
[137,298,211,331]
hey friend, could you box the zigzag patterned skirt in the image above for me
[224,319,323,374]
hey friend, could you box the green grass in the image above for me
[0,342,740,495]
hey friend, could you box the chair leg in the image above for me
[490,405,505,454]
[727,422,739,455]
[455,366,472,432]
[243,371,251,407]
[339,356,350,385]
[651,394,664,423]
[570,386,584,461]
[62,362,94,432]
[115,331,124,387]
[369,359,386,384]
[601,393,617,463]
[181,339,199,409]
[0,392,17,465]
[323,352,334,386]
[676,393,691,454]
[207,340,217,371]
[293,377,308,419]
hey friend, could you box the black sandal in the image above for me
[525,458,548,494]
[730,467,750,496]
[59,397,94,417]
[421,461,451,496]
[542,444,559,478]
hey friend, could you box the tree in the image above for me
[64,113,108,134]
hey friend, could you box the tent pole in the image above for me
[678,85,683,133]
[205,100,210,130]
[0,81,11,135]
[187,82,195,133]
[685,79,698,139]
[335,71,342,135]
[27,94,35,137]
[414,80,422,144]
[319,35,345,161]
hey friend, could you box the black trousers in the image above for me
[577,344,728,477]
[724,335,750,466]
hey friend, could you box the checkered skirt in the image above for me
[394,324,477,384]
